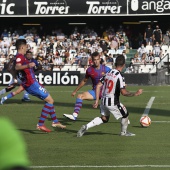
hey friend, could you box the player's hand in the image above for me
[71,91,76,97]
[28,62,35,68]
[135,89,143,96]
[93,100,99,108]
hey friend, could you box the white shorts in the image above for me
[8,77,22,86]
[100,102,128,120]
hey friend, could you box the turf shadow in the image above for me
[18,128,51,134]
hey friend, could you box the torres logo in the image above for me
[34,0,70,15]
[86,0,122,14]
[0,0,15,14]
[130,0,170,13]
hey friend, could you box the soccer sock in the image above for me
[86,117,103,130]
[3,92,14,101]
[0,88,6,96]
[38,103,51,126]
[48,103,59,123]
[73,98,83,116]
[121,117,128,133]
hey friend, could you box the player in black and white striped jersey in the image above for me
[77,55,143,137]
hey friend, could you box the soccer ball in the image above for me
[140,116,151,127]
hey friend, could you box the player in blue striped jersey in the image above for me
[63,52,111,120]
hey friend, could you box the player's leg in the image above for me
[43,94,66,129]
[77,104,110,137]
[22,91,31,102]
[26,82,65,132]
[25,83,52,132]
[63,90,95,120]
[1,85,24,104]
[110,103,135,136]
[0,77,17,96]
[0,84,16,96]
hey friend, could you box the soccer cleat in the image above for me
[63,113,77,121]
[22,98,31,102]
[77,125,87,137]
[120,131,136,137]
[0,97,5,105]
[52,122,66,129]
[37,124,51,133]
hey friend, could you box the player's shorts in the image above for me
[88,90,102,100]
[8,77,22,86]
[100,99,129,120]
[25,81,49,100]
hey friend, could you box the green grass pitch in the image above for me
[1,85,170,170]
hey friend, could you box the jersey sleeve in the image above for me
[16,54,24,65]
[33,59,39,67]
[100,74,106,85]
[105,66,111,73]
[119,75,126,89]
[85,68,90,79]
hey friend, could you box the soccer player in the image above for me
[1,50,41,104]
[0,45,31,102]
[2,38,66,133]
[77,55,143,137]
[63,52,111,120]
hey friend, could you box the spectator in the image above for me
[1,29,8,39]
[146,51,155,64]
[153,25,162,45]
[162,31,170,46]
[153,41,162,58]
[141,53,147,65]
[144,24,153,46]
[137,43,147,58]
[52,54,64,69]
[79,53,88,70]
[42,59,52,71]
[106,54,114,66]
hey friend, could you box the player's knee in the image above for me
[122,112,129,118]
[48,98,54,104]
[77,93,84,99]
[101,116,109,123]
[45,95,54,104]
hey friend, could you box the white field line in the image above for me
[152,121,170,123]
[30,165,170,168]
[142,97,155,116]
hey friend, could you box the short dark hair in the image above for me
[15,39,26,51]
[91,52,100,60]
[26,50,32,54]
[115,55,125,67]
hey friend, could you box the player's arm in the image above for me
[71,77,88,97]
[121,88,143,97]
[93,81,103,108]
[15,62,35,71]
[34,59,42,71]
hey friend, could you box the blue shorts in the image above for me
[25,81,49,100]
[88,90,96,100]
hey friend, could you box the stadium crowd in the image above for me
[0,23,169,73]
